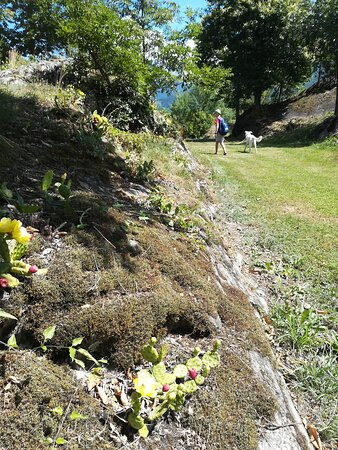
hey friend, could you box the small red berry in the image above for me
[0,278,9,289]
[28,265,38,274]
[162,384,170,392]
[188,368,197,380]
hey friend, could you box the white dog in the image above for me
[243,131,263,153]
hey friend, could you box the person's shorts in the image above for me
[215,133,225,143]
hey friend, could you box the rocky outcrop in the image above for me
[0,59,71,86]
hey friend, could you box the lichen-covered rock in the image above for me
[0,59,72,86]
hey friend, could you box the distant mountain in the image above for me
[156,83,183,110]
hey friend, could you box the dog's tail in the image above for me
[256,136,263,142]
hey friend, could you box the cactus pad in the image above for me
[186,356,203,371]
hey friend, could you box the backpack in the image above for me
[218,117,229,135]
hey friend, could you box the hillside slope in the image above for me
[233,85,337,140]
[0,81,312,449]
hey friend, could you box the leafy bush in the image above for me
[54,85,86,110]
[0,182,40,214]
[171,86,234,138]
[75,130,107,160]
[41,170,74,214]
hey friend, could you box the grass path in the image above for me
[189,138,338,443]
[189,139,338,299]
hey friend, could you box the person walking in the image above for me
[214,109,228,155]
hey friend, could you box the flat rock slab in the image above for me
[250,351,312,450]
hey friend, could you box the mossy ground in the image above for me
[0,83,277,449]
[0,351,113,449]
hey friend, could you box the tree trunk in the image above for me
[140,0,147,63]
[317,64,321,86]
[253,90,262,115]
[335,56,338,116]
[235,97,240,119]
[277,82,283,103]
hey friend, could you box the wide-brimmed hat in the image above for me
[215,109,221,115]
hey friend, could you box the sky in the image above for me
[174,0,208,29]
[176,0,207,8]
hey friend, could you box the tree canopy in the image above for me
[198,0,311,113]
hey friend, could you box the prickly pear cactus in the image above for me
[141,337,159,363]
[173,364,188,378]
[195,374,205,385]
[131,338,222,439]
[183,380,198,394]
[0,236,10,262]
[0,218,47,289]
[202,350,220,368]
[11,243,28,261]
[186,356,203,371]
[153,362,176,385]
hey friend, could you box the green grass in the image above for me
[189,139,338,298]
[189,137,338,444]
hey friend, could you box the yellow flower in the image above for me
[0,217,13,234]
[133,370,161,398]
[11,220,31,244]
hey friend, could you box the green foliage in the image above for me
[1,0,64,57]
[271,304,330,350]
[0,309,17,320]
[0,182,40,215]
[41,170,74,214]
[7,334,18,349]
[128,337,221,438]
[199,0,311,110]
[147,190,204,235]
[186,356,203,371]
[171,86,230,138]
[306,0,338,113]
[51,406,63,416]
[173,364,188,378]
[54,86,86,110]
[59,0,146,93]
[141,336,160,363]
[136,160,156,182]
[290,352,338,442]
[69,410,88,421]
[42,170,54,193]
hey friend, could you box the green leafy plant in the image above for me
[37,325,105,370]
[0,217,46,288]
[147,191,203,234]
[136,160,155,182]
[271,304,329,350]
[128,337,221,438]
[0,182,40,214]
[55,86,86,110]
[41,325,56,352]
[0,310,17,320]
[41,170,73,214]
